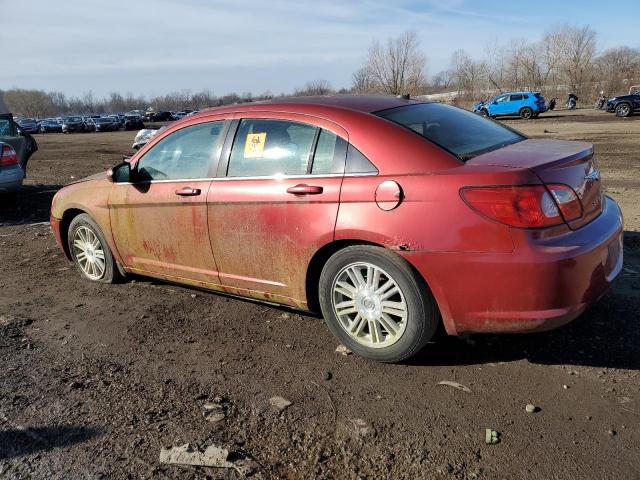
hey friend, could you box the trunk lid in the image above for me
[467,139,603,229]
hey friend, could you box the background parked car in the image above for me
[146,111,173,122]
[62,116,86,133]
[0,113,38,193]
[123,114,144,130]
[39,118,63,133]
[93,117,120,132]
[132,127,164,150]
[606,90,640,117]
[83,117,96,132]
[16,118,40,134]
[473,92,547,119]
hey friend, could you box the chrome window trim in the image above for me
[111,171,377,186]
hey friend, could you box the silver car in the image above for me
[0,113,38,193]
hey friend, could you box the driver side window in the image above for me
[495,95,509,103]
[136,121,225,181]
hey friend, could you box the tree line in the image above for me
[353,25,639,104]
[2,24,638,117]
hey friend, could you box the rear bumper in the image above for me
[0,165,24,192]
[401,197,624,335]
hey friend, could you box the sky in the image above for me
[1,0,638,99]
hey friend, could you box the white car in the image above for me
[132,127,165,150]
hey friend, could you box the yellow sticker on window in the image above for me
[244,133,267,158]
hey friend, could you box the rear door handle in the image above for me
[175,187,201,196]
[286,184,323,195]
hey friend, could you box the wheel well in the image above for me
[305,239,446,334]
[305,240,382,313]
[59,208,86,259]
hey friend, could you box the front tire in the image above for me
[615,103,631,117]
[68,214,122,283]
[319,246,438,362]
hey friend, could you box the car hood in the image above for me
[610,94,635,102]
[67,171,108,185]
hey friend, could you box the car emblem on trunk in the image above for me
[585,165,600,181]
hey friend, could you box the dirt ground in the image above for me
[1,109,639,479]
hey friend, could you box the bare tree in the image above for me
[4,89,55,117]
[429,69,454,92]
[352,67,375,93]
[556,25,597,95]
[294,80,333,96]
[595,46,640,94]
[0,90,9,114]
[355,30,427,95]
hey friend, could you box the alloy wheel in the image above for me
[72,226,106,280]
[331,262,408,348]
[617,104,630,117]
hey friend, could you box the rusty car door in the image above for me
[109,119,228,285]
[206,113,348,307]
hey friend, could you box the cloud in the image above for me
[0,0,586,97]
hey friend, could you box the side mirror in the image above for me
[492,101,498,105]
[107,161,132,183]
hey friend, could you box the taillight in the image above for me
[461,184,585,228]
[546,184,583,222]
[0,144,18,167]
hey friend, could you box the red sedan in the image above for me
[50,95,623,362]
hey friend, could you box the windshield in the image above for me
[375,102,525,161]
[67,116,82,122]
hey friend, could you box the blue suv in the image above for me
[473,91,547,119]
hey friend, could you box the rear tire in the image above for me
[318,246,438,363]
[520,107,533,119]
[615,103,631,117]
[68,214,122,284]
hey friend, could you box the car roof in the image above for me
[196,94,426,117]
[497,91,539,95]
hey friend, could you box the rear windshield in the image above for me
[375,103,524,161]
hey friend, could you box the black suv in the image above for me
[123,115,144,131]
[606,90,640,117]
[62,116,86,133]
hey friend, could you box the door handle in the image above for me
[286,184,323,195]
[175,187,201,196]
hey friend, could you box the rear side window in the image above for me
[510,94,523,101]
[227,119,316,177]
[376,103,524,161]
[310,130,346,175]
[137,121,225,181]
[346,144,378,174]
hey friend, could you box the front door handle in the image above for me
[175,187,201,196]
[286,184,323,195]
